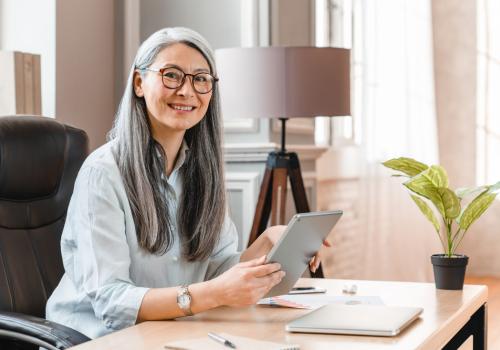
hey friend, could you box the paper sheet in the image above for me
[258,295,384,309]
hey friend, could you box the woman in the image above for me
[46,27,325,339]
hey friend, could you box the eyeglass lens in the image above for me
[161,67,215,94]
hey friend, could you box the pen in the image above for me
[208,332,237,349]
[289,286,327,294]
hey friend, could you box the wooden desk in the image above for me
[72,278,487,350]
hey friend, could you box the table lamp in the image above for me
[216,47,350,277]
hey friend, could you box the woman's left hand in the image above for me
[308,238,331,273]
[262,225,332,273]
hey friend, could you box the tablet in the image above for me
[264,210,342,297]
[286,304,423,336]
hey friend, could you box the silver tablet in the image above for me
[264,210,342,297]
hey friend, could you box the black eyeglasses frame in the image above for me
[139,66,218,94]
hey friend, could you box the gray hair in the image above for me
[109,27,226,261]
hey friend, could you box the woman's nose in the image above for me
[176,76,195,97]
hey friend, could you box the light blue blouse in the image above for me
[46,140,240,339]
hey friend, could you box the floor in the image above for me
[464,276,500,349]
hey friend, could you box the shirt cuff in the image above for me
[103,286,149,331]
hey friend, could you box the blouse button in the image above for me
[172,255,179,262]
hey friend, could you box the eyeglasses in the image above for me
[140,66,218,94]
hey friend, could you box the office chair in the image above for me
[0,115,90,349]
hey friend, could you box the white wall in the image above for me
[0,1,2,47]
[139,0,242,49]
[0,0,56,117]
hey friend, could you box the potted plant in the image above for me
[382,157,499,290]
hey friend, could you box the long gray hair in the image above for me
[109,27,226,261]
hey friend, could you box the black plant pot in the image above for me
[431,254,469,290]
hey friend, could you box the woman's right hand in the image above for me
[210,255,285,307]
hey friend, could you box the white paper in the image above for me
[258,295,384,309]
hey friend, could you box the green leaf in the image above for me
[437,187,461,219]
[404,175,433,195]
[404,166,451,219]
[489,181,500,193]
[410,195,440,232]
[382,157,429,177]
[404,177,445,217]
[459,192,497,230]
[422,165,449,188]
[456,186,488,199]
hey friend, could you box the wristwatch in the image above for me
[176,284,193,316]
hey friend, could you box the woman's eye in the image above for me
[194,75,208,83]
[164,72,181,80]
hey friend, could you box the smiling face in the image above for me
[133,43,213,140]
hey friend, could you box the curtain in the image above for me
[321,0,441,282]
[357,0,441,281]
[437,0,500,276]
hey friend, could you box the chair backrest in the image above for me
[0,115,88,318]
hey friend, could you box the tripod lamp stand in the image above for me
[216,47,350,277]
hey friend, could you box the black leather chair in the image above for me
[0,116,90,349]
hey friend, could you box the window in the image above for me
[476,0,500,185]
[314,0,359,146]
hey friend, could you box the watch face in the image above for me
[179,293,191,307]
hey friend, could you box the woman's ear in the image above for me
[133,70,144,97]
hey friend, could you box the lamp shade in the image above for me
[215,47,350,119]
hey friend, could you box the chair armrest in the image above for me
[0,311,89,350]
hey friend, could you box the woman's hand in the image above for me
[239,225,287,262]
[210,255,285,307]
[308,239,332,273]
[262,225,287,246]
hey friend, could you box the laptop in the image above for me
[286,304,423,337]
